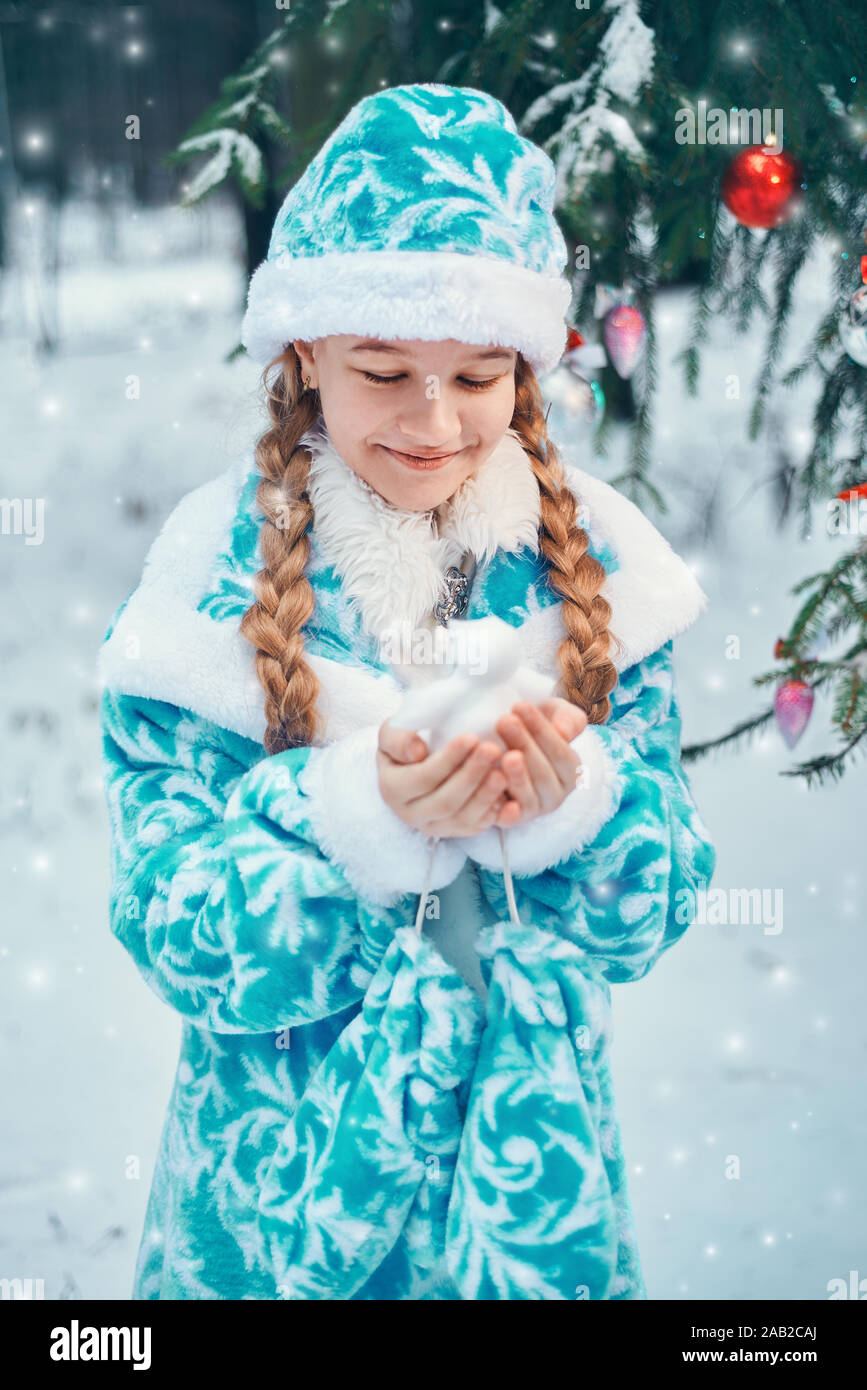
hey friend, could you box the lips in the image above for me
[381,445,460,470]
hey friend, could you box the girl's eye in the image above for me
[361,371,499,391]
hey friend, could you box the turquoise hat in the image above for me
[241,82,572,376]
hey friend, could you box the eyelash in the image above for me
[361,370,499,391]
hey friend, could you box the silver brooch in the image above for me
[432,566,470,627]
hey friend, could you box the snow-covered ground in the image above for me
[0,193,863,1301]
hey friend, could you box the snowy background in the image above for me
[0,189,863,1302]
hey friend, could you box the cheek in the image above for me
[474,380,518,446]
[320,376,383,451]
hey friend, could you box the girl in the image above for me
[99,82,716,1301]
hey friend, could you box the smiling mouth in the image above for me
[382,445,461,469]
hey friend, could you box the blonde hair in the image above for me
[240,345,623,755]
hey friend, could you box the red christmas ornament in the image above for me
[721,146,803,229]
[773,679,814,749]
[836,481,867,500]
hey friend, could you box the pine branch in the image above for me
[674,208,737,398]
[747,209,817,440]
[779,721,867,786]
[682,705,777,762]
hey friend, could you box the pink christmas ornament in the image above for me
[603,304,646,379]
[773,679,814,749]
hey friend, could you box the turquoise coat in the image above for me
[98,422,717,1300]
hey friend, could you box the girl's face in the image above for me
[292,335,518,512]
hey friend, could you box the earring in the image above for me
[303,375,312,392]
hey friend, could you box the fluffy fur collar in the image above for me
[302,418,542,636]
[98,422,709,745]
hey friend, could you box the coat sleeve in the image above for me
[454,640,717,983]
[100,682,468,1034]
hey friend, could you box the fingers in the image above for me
[378,719,429,765]
[379,723,487,796]
[377,700,585,837]
[489,793,524,829]
[378,727,512,834]
[494,702,582,815]
[496,739,546,816]
[536,696,588,742]
[409,736,505,822]
[426,765,509,837]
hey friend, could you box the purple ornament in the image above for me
[773,680,814,749]
[603,303,646,379]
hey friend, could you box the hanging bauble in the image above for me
[839,284,867,367]
[773,679,814,749]
[835,480,867,500]
[721,145,803,229]
[603,304,646,379]
[542,324,606,428]
[543,362,605,428]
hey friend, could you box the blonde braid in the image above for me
[239,346,324,754]
[510,353,624,724]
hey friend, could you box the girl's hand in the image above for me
[376,697,587,838]
[488,697,588,829]
[377,722,510,839]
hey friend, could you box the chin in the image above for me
[401,472,472,510]
[375,449,478,511]
[379,480,455,512]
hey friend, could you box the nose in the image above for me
[394,383,462,448]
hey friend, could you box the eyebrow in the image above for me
[348,340,515,362]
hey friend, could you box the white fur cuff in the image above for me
[298,724,468,908]
[455,726,622,876]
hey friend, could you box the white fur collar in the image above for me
[98,427,709,746]
[303,418,542,637]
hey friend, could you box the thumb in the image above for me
[379,719,429,764]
